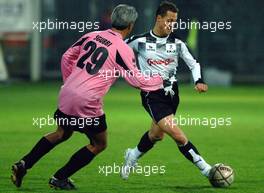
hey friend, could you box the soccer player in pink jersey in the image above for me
[11,4,162,190]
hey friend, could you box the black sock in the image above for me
[137,131,154,153]
[178,141,200,163]
[22,137,55,169]
[54,146,95,180]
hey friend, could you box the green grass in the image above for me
[0,82,263,193]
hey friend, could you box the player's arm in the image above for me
[179,41,208,93]
[114,47,163,92]
[61,36,88,82]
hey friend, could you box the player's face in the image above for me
[157,11,177,36]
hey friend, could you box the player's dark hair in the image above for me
[156,1,179,17]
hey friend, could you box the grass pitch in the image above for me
[0,82,263,193]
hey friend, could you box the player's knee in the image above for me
[94,142,107,154]
[55,129,64,140]
[56,129,72,142]
[149,132,164,142]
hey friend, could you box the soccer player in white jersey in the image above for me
[121,1,213,180]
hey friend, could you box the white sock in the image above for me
[131,147,143,158]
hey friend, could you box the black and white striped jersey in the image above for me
[126,30,202,83]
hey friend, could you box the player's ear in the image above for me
[127,23,134,31]
[156,15,162,22]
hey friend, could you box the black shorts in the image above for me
[53,109,107,136]
[140,82,179,123]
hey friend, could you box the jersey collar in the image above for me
[107,29,123,39]
[150,30,169,40]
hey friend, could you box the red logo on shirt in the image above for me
[147,58,175,66]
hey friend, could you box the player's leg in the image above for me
[129,121,164,157]
[49,114,107,190]
[157,114,211,177]
[121,89,171,179]
[148,121,165,142]
[121,121,164,179]
[49,131,107,190]
[23,125,73,168]
[126,89,168,158]
[11,126,73,187]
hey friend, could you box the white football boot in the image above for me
[200,163,212,178]
[189,149,212,178]
[120,148,138,180]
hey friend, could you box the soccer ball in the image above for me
[208,163,234,188]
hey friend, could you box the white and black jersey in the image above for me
[126,30,202,83]
[126,30,203,122]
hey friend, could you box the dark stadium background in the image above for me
[2,0,264,84]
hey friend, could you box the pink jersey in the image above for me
[58,29,162,118]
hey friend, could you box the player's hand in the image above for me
[195,83,208,93]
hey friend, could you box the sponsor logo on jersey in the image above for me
[146,43,157,52]
[166,43,176,53]
[147,58,175,66]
